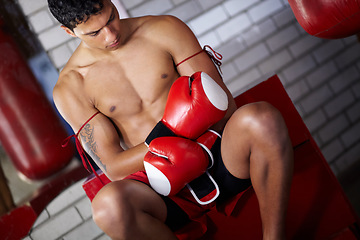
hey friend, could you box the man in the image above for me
[48,0,294,239]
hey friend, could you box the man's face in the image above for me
[70,0,122,51]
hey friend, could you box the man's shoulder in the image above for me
[134,15,189,50]
[58,67,83,83]
[53,67,89,118]
[56,45,91,87]
[144,15,181,24]
[136,15,184,35]
[54,67,83,97]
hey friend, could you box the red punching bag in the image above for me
[0,21,74,180]
[288,0,360,39]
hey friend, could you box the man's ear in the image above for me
[61,25,77,37]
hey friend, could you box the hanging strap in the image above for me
[62,111,104,184]
[176,48,204,67]
[176,45,223,74]
[203,45,223,74]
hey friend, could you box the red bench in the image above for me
[82,75,360,239]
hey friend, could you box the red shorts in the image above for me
[124,170,215,239]
[125,137,252,239]
[125,152,252,240]
[124,170,214,219]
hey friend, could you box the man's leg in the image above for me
[92,179,178,240]
[221,102,294,240]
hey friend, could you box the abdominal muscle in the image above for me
[108,86,171,149]
[114,113,161,148]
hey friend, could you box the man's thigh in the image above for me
[93,179,168,223]
[220,105,254,180]
[120,176,191,231]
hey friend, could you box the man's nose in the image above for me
[104,26,116,42]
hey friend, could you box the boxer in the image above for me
[48,0,294,239]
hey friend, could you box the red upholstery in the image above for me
[195,75,360,239]
[82,75,360,239]
[199,137,359,239]
[288,0,360,39]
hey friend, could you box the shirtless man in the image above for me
[48,0,294,239]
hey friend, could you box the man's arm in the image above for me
[53,71,147,181]
[153,16,237,131]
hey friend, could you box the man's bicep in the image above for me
[53,76,96,133]
[77,112,123,175]
[159,16,204,69]
[53,81,123,175]
[162,18,238,128]
[161,16,224,83]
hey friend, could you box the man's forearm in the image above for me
[102,142,148,181]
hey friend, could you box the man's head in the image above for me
[48,0,122,51]
[48,0,104,31]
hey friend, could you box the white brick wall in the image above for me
[301,85,333,113]
[324,90,355,118]
[347,101,360,123]
[322,139,344,163]
[341,122,360,148]
[289,35,322,58]
[166,1,202,22]
[335,141,360,174]
[266,25,300,52]
[334,43,360,69]
[223,0,260,16]
[242,18,278,46]
[128,0,173,16]
[286,79,309,102]
[248,0,283,22]
[319,115,350,144]
[303,109,327,132]
[189,6,228,35]
[28,10,55,33]
[330,66,359,93]
[283,55,317,83]
[258,49,293,75]
[38,27,72,51]
[313,40,345,64]
[306,61,338,88]
[235,43,271,72]
[25,178,109,240]
[216,13,252,42]
[16,0,360,239]
[17,0,48,15]
[30,207,83,240]
[120,0,144,9]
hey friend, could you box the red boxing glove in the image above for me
[145,72,228,145]
[196,129,221,169]
[144,130,221,197]
[187,130,221,204]
[144,137,209,196]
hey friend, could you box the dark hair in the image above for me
[48,0,104,31]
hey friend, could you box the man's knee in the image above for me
[225,101,292,166]
[235,101,288,140]
[91,181,134,237]
[240,102,293,169]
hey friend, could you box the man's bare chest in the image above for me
[82,52,177,119]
